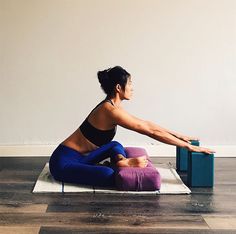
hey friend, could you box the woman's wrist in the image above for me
[174,136,191,149]
[186,144,195,151]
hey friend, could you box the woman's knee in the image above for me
[110,141,123,148]
[108,141,127,161]
[110,141,125,151]
[110,141,126,155]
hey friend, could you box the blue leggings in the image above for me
[49,141,127,187]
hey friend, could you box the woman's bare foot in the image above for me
[116,156,148,168]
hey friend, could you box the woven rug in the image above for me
[32,162,191,194]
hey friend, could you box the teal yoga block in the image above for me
[176,140,200,172]
[187,152,214,187]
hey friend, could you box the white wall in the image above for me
[1,0,236,147]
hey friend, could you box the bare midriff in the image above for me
[61,128,99,155]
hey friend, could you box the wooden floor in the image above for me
[0,157,236,234]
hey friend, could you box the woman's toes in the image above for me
[136,156,146,162]
[138,156,147,160]
[116,157,148,168]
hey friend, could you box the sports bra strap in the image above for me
[86,99,114,119]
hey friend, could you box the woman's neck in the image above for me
[106,95,122,107]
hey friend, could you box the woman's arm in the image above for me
[145,121,180,138]
[108,108,215,154]
[109,108,190,148]
[146,121,199,143]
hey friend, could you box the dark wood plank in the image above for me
[0,182,34,192]
[0,191,236,215]
[39,227,236,234]
[0,170,41,183]
[0,213,208,229]
[0,157,49,170]
[191,184,236,195]
[0,204,47,213]
[46,196,236,215]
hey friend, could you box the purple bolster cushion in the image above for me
[115,147,161,191]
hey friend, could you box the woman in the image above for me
[49,66,215,187]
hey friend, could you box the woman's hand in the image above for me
[187,145,216,155]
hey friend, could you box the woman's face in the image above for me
[123,77,133,100]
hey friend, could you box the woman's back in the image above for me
[61,100,117,154]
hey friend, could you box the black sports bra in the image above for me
[79,99,117,146]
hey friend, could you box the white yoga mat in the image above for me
[32,163,191,194]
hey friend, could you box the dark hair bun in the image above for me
[97,69,110,85]
[97,66,130,97]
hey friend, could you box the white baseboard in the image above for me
[0,144,235,157]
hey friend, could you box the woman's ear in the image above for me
[115,84,122,93]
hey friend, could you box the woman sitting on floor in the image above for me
[49,66,215,187]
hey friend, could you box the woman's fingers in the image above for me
[190,145,216,154]
[199,146,215,154]
[201,147,216,154]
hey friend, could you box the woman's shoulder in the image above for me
[99,99,117,111]
[88,99,116,119]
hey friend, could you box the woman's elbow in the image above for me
[144,121,164,138]
[137,121,156,137]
